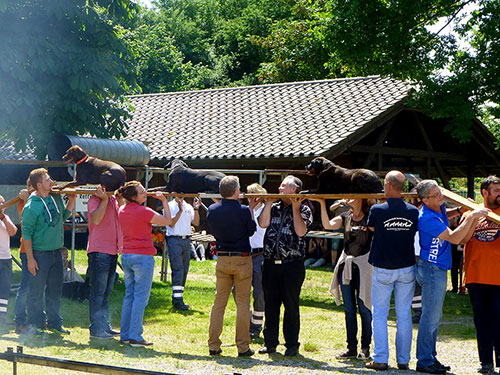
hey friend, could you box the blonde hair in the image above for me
[247,183,267,194]
[29,168,48,190]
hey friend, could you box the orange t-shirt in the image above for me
[17,200,26,254]
[462,205,500,286]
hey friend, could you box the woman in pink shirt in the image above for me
[117,181,172,347]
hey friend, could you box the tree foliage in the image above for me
[0,0,139,156]
[258,0,500,143]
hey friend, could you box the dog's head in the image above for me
[62,145,88,164]
[164,159,188,170]
[305,157,333,177]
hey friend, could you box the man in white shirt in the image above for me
[166,197,200,310]
[247,183,267,339]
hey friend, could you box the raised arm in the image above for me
[150,192,173,226]
[438,208,489,244]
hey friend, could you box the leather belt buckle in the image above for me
[274,260,282,264]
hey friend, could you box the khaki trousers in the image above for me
[208,255,252,352]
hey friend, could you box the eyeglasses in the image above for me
[426,189,442,199]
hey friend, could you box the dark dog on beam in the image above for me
[150,159,226,193]
[58,145,126,191]
[305,157,383,194]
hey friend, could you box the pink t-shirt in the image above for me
[119,202,156,255]
[87,195,123,255]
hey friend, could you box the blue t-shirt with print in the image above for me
[418,204,452,270]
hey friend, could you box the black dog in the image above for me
[151,159,226,193]
[305,157,383,193]
[59,145,126,191]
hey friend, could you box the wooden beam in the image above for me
[442,189,500,224]
[363,117,396,168]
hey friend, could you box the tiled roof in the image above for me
[125,76,411,161]
[0,139,37,160]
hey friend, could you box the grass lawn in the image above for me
[0,248,480,375]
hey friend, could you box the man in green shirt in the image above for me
[22,168,76,335]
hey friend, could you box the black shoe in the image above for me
[238,349,255,357]
[173,301,189,311]
[336,348,357,359]
[129,339,153,347]
[258,346,276,354]
[398,364,409,370]
[358,348,370,360]
[284,347,298,356]
[209,348,222,356]
[434,359,451,371]
[416,363,446,374]
[479,363,497,374]
[48,326,70,334]
[366,361,389,371]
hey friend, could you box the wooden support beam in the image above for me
[363,117,396,169]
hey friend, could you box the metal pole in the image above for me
[0,347,179,375]
[71,164,76,275]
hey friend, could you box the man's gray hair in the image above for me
[219,176,240,198]
[416,179,439,199]
[284,175,302,193]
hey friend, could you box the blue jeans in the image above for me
[339,263,372,350]
[88,252,118,335]
[371,265,415,365]
[14,253,32,326]
[416,259,448,367]
[120,254,155,342]
[27,249,64,329]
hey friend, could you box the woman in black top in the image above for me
[312,198,374,360]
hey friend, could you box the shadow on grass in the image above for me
[163,348,375,374]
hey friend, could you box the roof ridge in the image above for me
[127,75,392,98]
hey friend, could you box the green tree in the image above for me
[259,0,500,143]
[0,0,139,156]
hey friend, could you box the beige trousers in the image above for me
[208,255,252,352]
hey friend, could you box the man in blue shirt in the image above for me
[416,179,489,374]
[366,170,419,371]
[206,176,257,357]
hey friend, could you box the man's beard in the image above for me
[487,195,500,209]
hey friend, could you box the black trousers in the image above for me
[262,259,305,349]
[467,283,500,366]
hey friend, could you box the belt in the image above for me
[217,252,251,257]
[251,248,263,256]
[265,258,300,265]
[169,235,191,240]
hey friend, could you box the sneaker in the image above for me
[106,328,120,336]
[336,348,357,359]
[129,339,153,347]
[120,339,130,344]
[366,361,389,371]
[90,331,113,339]
[358,348,370,360]
[258,346,276,354]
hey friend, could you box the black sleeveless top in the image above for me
[341,211,372,257]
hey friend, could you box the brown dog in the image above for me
[59,145,126,191]
[305,157,383,194]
